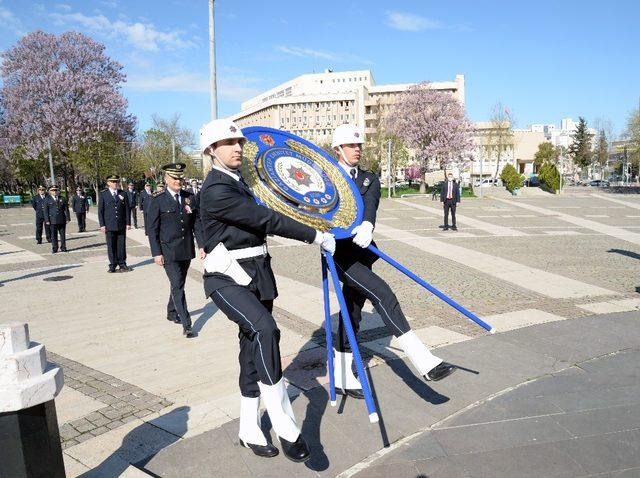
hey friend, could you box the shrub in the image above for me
[500,164,524,192]
[539,162,560,191]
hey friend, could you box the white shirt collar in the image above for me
[338,162,357,179]
[213,165,240,182]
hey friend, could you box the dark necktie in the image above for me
[174,193,180,205]
[350,168,356,181]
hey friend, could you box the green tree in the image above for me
[539,162,561,191]
[499,163,524,192]
[568,117,593,169]
[533,142,558,169]
[595,130,608,167]
[487,102,515,179]
[625,109,640,171]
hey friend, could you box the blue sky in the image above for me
[1,0,639,141]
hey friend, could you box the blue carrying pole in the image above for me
[324,252,379,423]
[321,255,337,407]
[367,245,495,334]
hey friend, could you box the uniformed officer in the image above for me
[43,185,70,253]
[147,163,203,338]
[125,181,139,229]
[330,124,455,399]
[199,118,335,462]
[139,182,154,236]
[156,182,165,193]
[71,187,90,232]
[98,175,132,273]
[31,186,51,244]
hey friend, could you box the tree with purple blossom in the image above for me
[385,82,473,193]
[0,30,136,191]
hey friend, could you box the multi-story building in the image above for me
[230,69,465,146]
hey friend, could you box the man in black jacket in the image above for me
[330,124,455,400]
[31,186,51,244]
[198,118,334,463]
[98,175,132,273]
[125,182,139,229]
[43,185,70,253]
[139,182,153,235]
[147,163,204,338]
[71,187,90,232]
[440,172,461,231]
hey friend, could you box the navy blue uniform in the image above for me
[139,189,153,235]
[31,194,51,243]
[125,189,139,228]
[71,194,90,232]
[43,195,70,252]
[440,180,460,229]
[147,189,204,327]
[200,168,316,397]
[334,167,410,352]
[98,189,131,270]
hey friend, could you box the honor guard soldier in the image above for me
[147,163,204,338]
[72,187,90,232]
[125,181,139,228]
[43,185,70,253]
[31,186,51,244]
[98,175,132,273]
[330,124,455,399]
[139,183,154,235]
[199,119,335,462]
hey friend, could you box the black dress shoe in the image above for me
[118,265,132,272]
[426,362,456,381]
[239,439,279,458]
[336,388,365,400]
[451,226,458,231]
[167,316,181,323]
[37,241,42,244]
[279,434,310,463]
[108,268,116,273]
[183,326,195,338]
[52,250,58,254]
[60,248,68,252]
[443,226,449,231]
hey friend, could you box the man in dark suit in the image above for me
[139,182,154,235]
[147,163,204,338]
[198,118,334,462]
[71,187,90,232]
[125,182,139,229]
[440,172,461,231]
[31,186,51,244]
[43,185,70,253]
[330,124,455,400]
[98,175,132,273]
[187,179,200,198]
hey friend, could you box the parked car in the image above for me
[474,178,500,188]
[589,180,610,187]
[525,175,540,187]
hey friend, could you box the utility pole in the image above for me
[479,149,483,198]
[208,0,218,120]
[47,138,55,185]
[172,138,176,161]
[387,139,392,199]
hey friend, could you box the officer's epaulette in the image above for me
[152,191,163,197]
[101,188,108,192]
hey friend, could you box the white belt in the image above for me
[228,244,268,260]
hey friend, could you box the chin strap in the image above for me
[212,153,240,174]
[337,146,358,168]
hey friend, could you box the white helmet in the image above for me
[199,118,246,153]
[331,123,365,148]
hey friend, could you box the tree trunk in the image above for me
[419,180,426,194]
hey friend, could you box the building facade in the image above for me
[230,69,465,146]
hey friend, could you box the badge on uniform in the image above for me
[239,127,364,239]
[363,178,371,187]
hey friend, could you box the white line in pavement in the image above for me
[7,223,33,226]
[394,199,526,236]
[0,239,45,265]
[585,215,609,218]
[591,194,640,210]
[626,216,640,218]
[17,232,99,240]
[373,222,617,299]
[493,198,640,246]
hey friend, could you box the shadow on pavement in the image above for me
[0,264,82,286]
[608,248,640,261]
[191,301,219,334]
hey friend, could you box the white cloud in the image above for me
[386,11,441,31]
[49,11,196,51]
[55,3,72,11]
[277,46,372,65]
[0,5,25,36]
[126,72,262,101]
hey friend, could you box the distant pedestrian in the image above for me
[44,185,70,253]
[125,182,139,229]
[440,172,460,231]
[31,186,51,244]
[72,187,90,232]
[187,179,200,198]
[139,182,154,235]
[98,175,132,273]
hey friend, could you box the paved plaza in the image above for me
[1,189,640,477]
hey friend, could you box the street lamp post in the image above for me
[208,0,218,120]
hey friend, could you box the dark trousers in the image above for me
[35,216,51,243]
[129,207,138,228]
[443,199,457,228]
[75,213,86,232]
[105,229,127,268]
[165,260,192,327]
[50,224,66,252]
[143,211,148,236]
[211,286,279,397]
[335,261,411,352]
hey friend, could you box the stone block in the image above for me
[0,366,64,413]
[0,343,47,385]
[0,322,29,357]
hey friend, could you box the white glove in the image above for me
[314,230,336,255]
[352,221,374,248]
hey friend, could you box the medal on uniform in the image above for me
[240,127,363,239]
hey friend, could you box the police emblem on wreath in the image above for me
[240,127,363,239]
